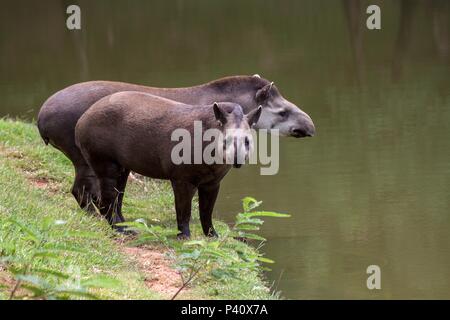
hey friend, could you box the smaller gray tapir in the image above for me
[75,92,262,238]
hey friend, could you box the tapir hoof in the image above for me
[177,232,191,240]
[206,229,219,238]
[113,225,137,236]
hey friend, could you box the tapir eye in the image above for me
[278,110,288,118]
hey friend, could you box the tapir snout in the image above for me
[290,111,315,138]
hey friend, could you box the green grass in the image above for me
[0,118,275,300]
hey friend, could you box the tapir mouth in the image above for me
[290,125,316,138]
[290,130,313,138]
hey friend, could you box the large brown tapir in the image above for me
[37,75,315,212]
[75,92,262,238]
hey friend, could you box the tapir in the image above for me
[75,92,262,238]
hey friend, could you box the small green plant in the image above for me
[120,196,290,300]
[0,217,121,300]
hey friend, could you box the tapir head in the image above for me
[213,102,262,168]
[251,75,315,138]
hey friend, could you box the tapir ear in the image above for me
[255,82,274,103]
[213,103,227,125]
[246,106,262,127]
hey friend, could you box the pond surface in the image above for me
[1,0,449,299]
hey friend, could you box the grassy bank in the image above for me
[0,119,277,300]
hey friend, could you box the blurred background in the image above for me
[0,0,449,299]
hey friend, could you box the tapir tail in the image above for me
[37,111,50,145]
[42,136,50,145]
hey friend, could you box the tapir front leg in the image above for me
[171,180,197,239]
[198,182,220,237]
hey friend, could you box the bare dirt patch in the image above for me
[120,245,187,299]
[0,265,15,290]
[1,147,24,160]
[0,269,30,299]
[24,173,61,194]
[0,144,61,194]
[29,176,49,189]
[0,271,15,297]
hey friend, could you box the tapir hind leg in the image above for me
[47,138,100,213]
[86,160,126,230]
[62,141,101,214]
[72,162,99,214]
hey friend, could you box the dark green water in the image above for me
[1,0,449,299]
